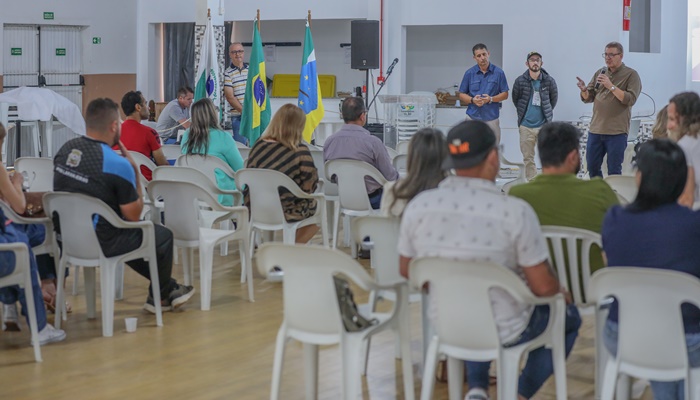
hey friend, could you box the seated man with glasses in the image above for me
[575,41,642,178]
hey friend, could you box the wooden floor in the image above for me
[0,238,653,400]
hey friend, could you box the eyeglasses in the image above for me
[527,58,542,63]
[230,50,244,55]
[602,52,621,59]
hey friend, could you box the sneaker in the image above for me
[33,324,66,346]
[465,388,489,400]
[143,295,173,314]
[2,303,20,332]
[168,284,195,310]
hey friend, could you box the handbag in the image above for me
[333,276,377,332]
[23,192,46,218]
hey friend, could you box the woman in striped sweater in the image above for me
[244,104,320,243]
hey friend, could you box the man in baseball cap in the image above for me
[442,120,498,171]
[398,118,580,400]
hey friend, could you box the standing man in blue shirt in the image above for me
[512,51,558,180]
[458,43,509,144]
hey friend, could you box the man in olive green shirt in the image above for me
[510,122,619,275]
[576,41,642,178]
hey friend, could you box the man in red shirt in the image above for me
[117,91,169,180]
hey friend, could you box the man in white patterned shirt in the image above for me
[398,120,580,400]
[223,42,249,145]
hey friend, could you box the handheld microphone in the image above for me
[386,58,399,75]
[594,67,607,90]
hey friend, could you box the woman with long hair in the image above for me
[651,105,668,139]
[667,92,700,208]
[244,104,319,243]
[380,128,448,217]
[180,98,244,206]
[602,139,700,400]
[0,123,65,344]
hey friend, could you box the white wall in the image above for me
[624,2,688,115]
[405,25,503,94]
[225,1,367,22]
[0,0,137,75]
[231,19,366,96]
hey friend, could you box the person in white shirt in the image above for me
[667,91,700,208]
[398,120,581,400]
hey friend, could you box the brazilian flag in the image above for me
[240,20,271,145]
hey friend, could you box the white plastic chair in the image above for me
[385,146,399,161]
[176,154,242,206]
[160,144,182,161]
[44,192,163,337]
[604,175,637,204]
[541,225,604,396]
[152,166,239,227]
[238,147,251,161]
[256,243,414,400]
[308,149,326,193]
[410,257,568,400]
[128,151,158,220]
[392,154,408,174]
[352,215,422,371]
[396,141,410,155]
[147,180,253,306]
[14,157,53,191]
[325,159,387,257]
[499,151,527,184]
[0,200,57,261]
[128,152,156,186]
[541,226,602,307]
[589,267,700,400]
[235,168,328,256]
[309,151,339,242]
[0,242,42,362]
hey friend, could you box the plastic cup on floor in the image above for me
[125,317,138,333]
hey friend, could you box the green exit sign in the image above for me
[92,37,101,44]
[55,48,66,56]
[10,48,22,56]
[43,12,54,20]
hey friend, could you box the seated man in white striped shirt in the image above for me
[224,42,249,145]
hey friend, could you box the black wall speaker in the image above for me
[351,20,379,70]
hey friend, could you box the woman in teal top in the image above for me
[180,98,244,206]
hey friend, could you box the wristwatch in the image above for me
[610,86,616,92]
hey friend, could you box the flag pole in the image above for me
[307,10,311,28]
[257,9,261,32]
[207,8,211,18]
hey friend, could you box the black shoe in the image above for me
[143,296,173,314]
[168,284,195,309]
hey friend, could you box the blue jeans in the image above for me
[368,188,383,210]
[231,116,248,146]
[603,321,700,400]
[466,304,582,399]
[11,223,57,280]
[0,223,47,330]
[586,132,628,178]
